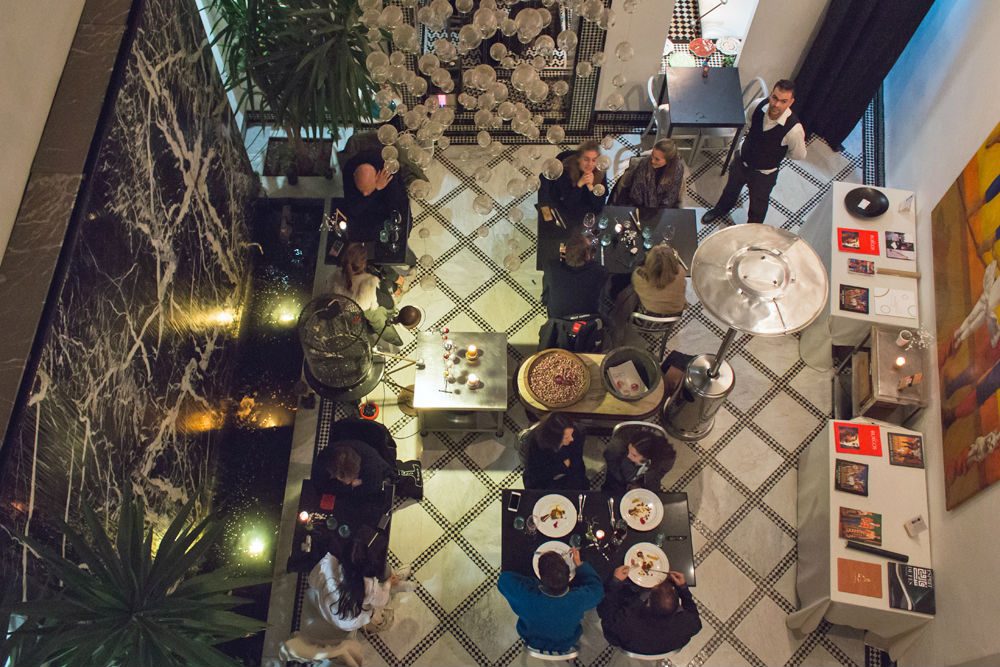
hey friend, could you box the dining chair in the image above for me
[629,310,681,361]
[619,648,677,665]
[525,646,580,662]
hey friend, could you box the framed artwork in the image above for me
[933,121,1000,509]
[888,433,925,468]
[835,459,870,495]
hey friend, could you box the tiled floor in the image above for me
[262,128,867,667]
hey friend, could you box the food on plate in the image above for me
[627,498,653,525]
[629,550,660,576]
[528,352,588,406]
[541,505,566,529]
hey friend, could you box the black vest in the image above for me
[741,100,799,171]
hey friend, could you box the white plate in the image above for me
[667,51,696,67]
[532,540,576,581]
[532,494,577,538]
[663,38,675,56]
[625,542,669,588]
[715,36,741,56]
[620,489,663,531]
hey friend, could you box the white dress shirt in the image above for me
[740,98,807,174]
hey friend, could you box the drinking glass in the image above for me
[600,233,612,247]
[569,534,582,548]
[597,215,609,231]
[513,516,526,531]
[643,238,654,250]
[525,515,538,536]
[338,523,351,538]
[661,224,675,243]
[654,532,666,547]
[641,226,653,240]
[325,516,339,531]
[583,212,596,230]
[379,229,390,243]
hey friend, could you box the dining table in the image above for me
[500,489,696,586]
[286,478,394,577]
[535,204,697,273]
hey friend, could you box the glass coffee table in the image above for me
[413,331,508,436]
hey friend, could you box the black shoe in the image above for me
[702,209,723,225]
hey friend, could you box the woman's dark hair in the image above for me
[335,539,369,619]
[564,230,594,268]
[538,551,570,594]
[630,436,659,461]
[536,413,575,452]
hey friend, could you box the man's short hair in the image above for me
[774,79,795,94]
[564,231,593,268]
[327,446,362,482]
[649,580,679,615]
[537,551,570,593]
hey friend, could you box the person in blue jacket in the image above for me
[497,548,603,652]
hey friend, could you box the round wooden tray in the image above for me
[525,349,591,409]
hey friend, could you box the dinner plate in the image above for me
[620,489,663,531]
[625,542,670,588]
[532,494,577,538]
[688,38,716,58]
[663,38,675,56]
[667,52,696,67]
[532,540,576,581]
[844,187,890,219]
[715,36,741,56]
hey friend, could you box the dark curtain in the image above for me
[794,0,935,148]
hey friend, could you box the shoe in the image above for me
[393,564,413,580]
[392,580,418,593]
[362,607,395,634]
[701,209,723,225]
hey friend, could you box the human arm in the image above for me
[497,571,534,616]
[596,567,631,620]
[572,561,605,609]
[782,122,807,161]
[365,575,392,610]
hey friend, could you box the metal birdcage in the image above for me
[298,294,384,399]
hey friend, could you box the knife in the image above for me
[577,494,585,523]
[608,497,615,524]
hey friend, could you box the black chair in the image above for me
[537,149,577,204]
[537,312,605,353]
[328,417,397,466]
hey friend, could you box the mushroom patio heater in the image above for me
[298,295,385,401]
[664,225,829,441]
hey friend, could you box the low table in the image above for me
[516,352,666,424]
[500,489,695,585]
[413,331,508,436]
[286,479,393,577]
[536,205,697,272]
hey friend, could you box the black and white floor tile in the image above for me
[267,128,869,667]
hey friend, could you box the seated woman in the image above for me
[542,231,607,319]
[610,139,685,209]
[521,413,589,490]
[553,140,608,221]
[329,243,403,345]
[632,244,687,316]
[602,426,676,495]
[308,539,410,633]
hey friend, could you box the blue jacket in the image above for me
[497,562,604,652]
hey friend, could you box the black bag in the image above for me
[395,460,423,501]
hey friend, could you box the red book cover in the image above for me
[320,494,336,511]
[838,228,880,255]
[834,421,883,456]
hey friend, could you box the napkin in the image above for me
[606,360,648,397]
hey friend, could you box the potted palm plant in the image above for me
[209,0,379,180]
[1,492,268,666]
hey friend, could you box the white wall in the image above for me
[0,1,86,266]
[737,0,830,91]
[882,2,1000,666]
[594,0,675,111]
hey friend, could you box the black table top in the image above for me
[500,489,695,586]
[286,478,393,576]
[325,198,412,266]
[663,67,746,130]
[536,205,697,274]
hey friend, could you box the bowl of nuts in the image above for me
[525,349,591,408]
[600,347,661,402]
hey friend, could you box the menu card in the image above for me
[837,558,883,598]
[887,563,935,614]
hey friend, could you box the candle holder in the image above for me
[465,344,479,362]
[467,373,481,389]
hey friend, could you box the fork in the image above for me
[577,494,585,523]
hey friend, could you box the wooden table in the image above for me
[516,352,666,423]
[500,489,695,585]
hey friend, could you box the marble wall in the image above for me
[0,0,257,553]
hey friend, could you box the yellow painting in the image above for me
[934,121,1000,509]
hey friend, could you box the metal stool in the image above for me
[629,310,681,361]
[525,646,580,662]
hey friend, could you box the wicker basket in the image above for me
[525,349,591,409]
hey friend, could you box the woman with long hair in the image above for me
[632,244,687,316]
[610,138,685,209]
[553,140,608,220]
[602,428,676,495]
[329,243,380,311]
[521,412,589,490]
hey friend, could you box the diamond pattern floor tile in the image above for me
[715,429,785,492]
[724,508,795,578]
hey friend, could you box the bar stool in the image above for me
[629,310,681,361]
[525,646,580,662]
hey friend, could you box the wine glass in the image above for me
[583,212,596,230]
[597,215,609,231]
[661,224,675,244]
[525,515,538,536]
[600,233,613,247]
[379,229,390,243]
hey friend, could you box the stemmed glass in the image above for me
[661,224,675,244]
[583,212,596,231]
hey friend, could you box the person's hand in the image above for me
[577,172,595,189]
[613,565,630,581]
[375,167,394,191]
[668,571,686,587]
[563,458,571,468]
[569,547,582,566]
[389,574,400,586]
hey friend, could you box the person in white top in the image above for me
[702,79,807,225]
[329,242,380,311]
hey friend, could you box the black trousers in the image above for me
[712,158,779,224]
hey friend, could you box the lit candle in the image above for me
[614,223,623,233]
[894,355,906,368]
[468,373,480,387]
[595,529,606,540]
[298,511,310,523]
[466,344,478,360]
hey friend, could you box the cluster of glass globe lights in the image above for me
[353,0,639,290]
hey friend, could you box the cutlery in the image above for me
[607,497,615,524]
[663,535,688,541]
[577,494,584,523]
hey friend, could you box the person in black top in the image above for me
[312,440,395,497]
[553,140,607,222]
[342,150,409,241]
[542,231,607,319]
[521,413,588,490]
[702,79,807,225]
[598,567,701,655]
[602,428,676,495]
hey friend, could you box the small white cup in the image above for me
[896,330,914,348]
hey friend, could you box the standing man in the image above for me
[497,549,603,653]
[702,79,807,225]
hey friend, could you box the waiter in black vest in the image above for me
[702,79,806,225]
